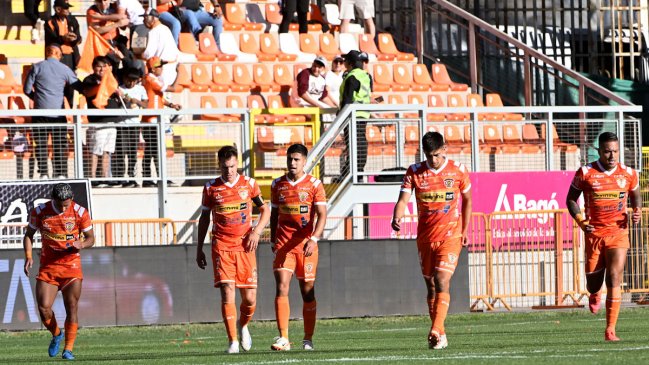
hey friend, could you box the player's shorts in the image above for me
[339,0,375,20]
[273,245,318,282]
[92,127,117,155]
[585,232,630,274]
[212,249,257,288]
[37,259,83,290]
[417,237,462,279]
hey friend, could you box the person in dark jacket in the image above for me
[45,0,81,106]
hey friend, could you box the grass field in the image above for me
[2,307,649,364]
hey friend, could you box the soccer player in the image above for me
[391,131,472,350]
[269,143,327,351]
[196,145,270,353]
[566,132,641,341]
[23,183,95,360]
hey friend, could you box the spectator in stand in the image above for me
[116,0,145,34]
[358,51,374,93]
[141,8,180,89]
[178,0,223,46]
[142,57,181,187]
[115,69,147,188]
[23,44,81,180]
[295,56,337,110]
[87,0,129,46]
[324,55,345,108]
[82,56,122,188]
[156,0,186,45]
[279,0,309,34]
[24,0,45,43]
[339,0,376,38]
[45,0,81,106]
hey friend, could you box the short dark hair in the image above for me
[92,56,109,68]
[598,132,619,147]
[287,143,308,157]
[217,145,238,162]
[421,131,445,153]
[52,183,73,201]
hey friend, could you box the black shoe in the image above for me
[142,180,157,187]
[107,180,121,187]
[91,180,109,188]
[167,180,178,187]
[122,181,137,188]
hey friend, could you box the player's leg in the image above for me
[417,242,437,337]
[220,283,239,352]
[585,235,606,314]
[237,251,257,351]
[603,246,628,341]
[272,250,294,350]
[61,279,82,360]
[428,240,462,350]
[296,248,318,349]
[35,279,64,357]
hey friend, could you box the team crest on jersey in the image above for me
[444,179,454,188]
[448,253,458,264]
[238,189,249,200]
[616,177,627,188]
[278,193,285,202]
[248,269,258,283]
[298,191,309,202]
[305,263,313,273]
[64,221,75,232]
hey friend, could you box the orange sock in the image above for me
[303,300,317,341]
[63,321,77,351]
[432,292,450,334]
[239,304,256,328]
[221,302,237,342]
[605,286,621,331]
[43,315,60,337]
[275,296,290,339]
[427,297,435,323]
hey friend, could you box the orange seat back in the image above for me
[502,124,522,144]
[264,3,283,25]
[232,64,254,86]
[467,93,484,107]
[372,64,393,86]
[273,64,293,87]
[226,3,247,24]
[240,33,260,54]
[199,33,220,55]
[486,93,504,107]
[212,64,232,86]
[259,33,281,55]
[191,64,212,85]
[393,63,413,86]
[247,94,267,109]
[253,64,274,86]
[178,33,199,54]
[299,33,319,54]
[413,64,434,85]
[431,64,454,85]
[359,34,381,55]
[377,33,401,55]
[319,33,339,56]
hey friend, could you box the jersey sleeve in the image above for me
[78,207,93,232]
[200,183,213,211]
[250,178,262,200]
[313,179,327,206]
[400,166,415,193]
[458,164,471,193]
[28,207,41,230]
[631,168,640,191]
[570,168,585,191]
[270,179,279,208]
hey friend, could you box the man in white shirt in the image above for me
[117,0,145,27]
[141,8,179,87]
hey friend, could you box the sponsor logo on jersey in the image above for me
[592,191,621,200]
[216,202,248,212]
[279,205,310,215]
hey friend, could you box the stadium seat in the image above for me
[220,33,258,63]
[366,124,384,146]
[166,64,191,92]
[178,33,215,61]
[444,124,466,153]
[257,125,275,150]
[541,124,578,152]
[260,33,297,62]
[426,94,447,122]
[225,95,246,121]
[0,65,20,93]
[273,64,294,92]
[248,94,269,123]
[232,64,261,92]
[431,64,469,91]
[404,125,420,155]
[377,33,415,61]
[485,93,525,121]
[264,3,283,25]
[446,94,470,121]
[211,64,235,92]
[372,64,392,92]
[198,33,236,62]
[267,95,306,123]
[467,93,504,121]
[388,95,418,119]
[482,124,502,145]
[293,63,310,78]
[413,64,449,91]
[502,124,540,153]
[338,33,359,54]
[392,64,414,92]
[190,64,212,92]
[300,33,320,55]
[279,33,315,63]
[323,4,341,26]
[252,64,280,92]
[240,33,275,62]
[225,3,264,31]
[200,95,239,122]
[359,34,393,61]
[319,33,340,60]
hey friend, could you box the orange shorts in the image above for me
[37,260,83,290]
[417,237,462,279]
[585,232,630,274]
[212,250,257,288]
[273,245,318,282]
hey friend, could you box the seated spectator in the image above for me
[141,8,180,88]
[294,56,337,109]
[178,0,223,46]
[115,69,148,188]
[86,0,129,47]
[325,55,345,107]
[156,0,186,44]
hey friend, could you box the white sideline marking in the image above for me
[327,327,419,334]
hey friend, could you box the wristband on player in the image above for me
[310,236,319,243]
[575,214,589,228]
[25,251,32,260]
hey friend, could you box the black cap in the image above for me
[140,8,160,18]
[343,50,362,63]
[359,52,369,62]
[53,0,72,8]
[125,68,143,79]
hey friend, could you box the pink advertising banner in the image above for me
[368,171,575,240]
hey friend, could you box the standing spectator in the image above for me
[23,183,95,361]
[23,44,80,179]
[82,56,121,187]
[24,0,45,43]
[142,57,181,187]
[116,0,145,33]
[115,69,147,188]
[178,0,224,46]
[392,131,472,350]
[87,0,129,46]
[45,0,81,106]
[339,0,376,38]
[141,8,180,88]
[324,55,345,107]
[156,0,186,45]
[279,0,309,34]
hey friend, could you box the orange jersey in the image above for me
[271,174,327,252]
[143,73,165,122]
[401,159,471,243]
[201,175,262,251]
[28,201,92,266]
[570,161,639,237]
[86,6,117,41]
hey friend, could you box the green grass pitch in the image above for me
[2,307,649,364]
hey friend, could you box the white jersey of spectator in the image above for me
[118,0,145,26]
[142,22,179,88]
[324,70,343,106]
[119,84,148,123]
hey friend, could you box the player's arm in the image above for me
[246,196,270,252]
[269,207,278,252]
[22,226,37,277]
[461,189,473,246]
[391,191,411,232]
[304,204,327,257]
[73,228,95,250]
[196,209,211,269]
[566,185,592,233]
[630,180,642,225]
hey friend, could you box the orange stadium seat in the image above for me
[211,64,233,92]
[259,33,296,62]
[485,93,524,121]
[0,65,21,93]
[252,64,280,92]
[377,33,415,61]
[257,125,275,150]
[200,95,239,122]
[319,33,340,60]
[446,94,470,121]
[178,33,215,61]
[359,34,394,61]
[166,64,191,92]
[467,93,504,121]
[444,125,465,152]
[404,125,420,155]
[431,64,469,91]
[413,64,448,92]
[372,64,392,92]
[427,94,447,122]
[541,124,578,152]
[388,95,418,119]
[8,95,31,124]
[273,64,294,92]
[267,94,306,123]
[239,33,266,61]
[482,124,502,145]
[392,63,414,92]
[502,124,540,153]
[232,64,259,92]
[264,3,283,25]
[226,3,264,31]
[248,94,268,123]
[300,33,320,56]
[190,64,212,92]
[224,95,246,122]
[198,33,236,61]
[366,124,383,146]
